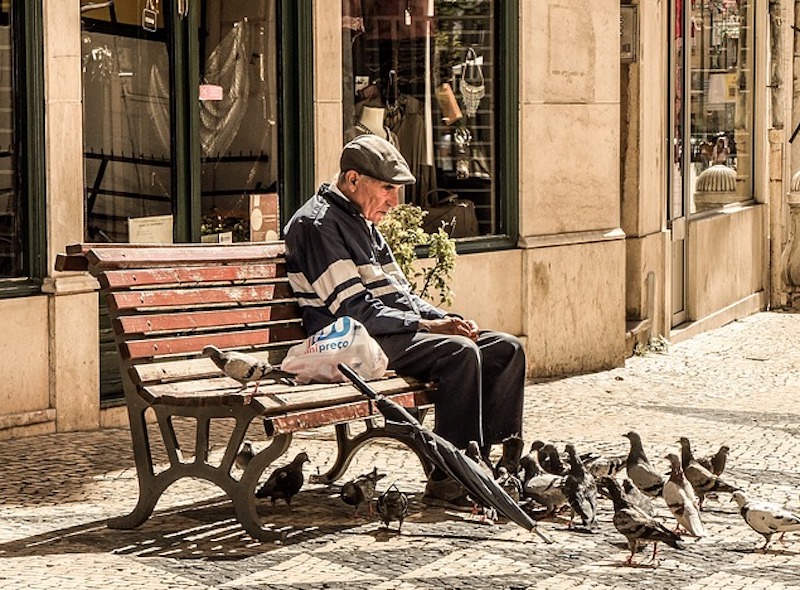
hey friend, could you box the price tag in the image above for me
[142,0,159,32]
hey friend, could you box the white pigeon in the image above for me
[664,453,706,538]
[201,345,294,393]
[732,490,800,551]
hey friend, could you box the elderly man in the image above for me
[284,135,525,509]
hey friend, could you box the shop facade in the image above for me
[0,0,788,439]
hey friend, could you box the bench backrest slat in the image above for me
[113,305,300,335]
[99,263,283,289]
[120,324,306,360]
[86,243,285,269]
[106,284,293,311]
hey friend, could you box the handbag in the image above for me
[422,188,480,238]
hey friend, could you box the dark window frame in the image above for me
[0,0,47,298]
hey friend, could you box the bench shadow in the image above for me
[0,487,506,561]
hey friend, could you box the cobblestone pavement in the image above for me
[2,311,800,589]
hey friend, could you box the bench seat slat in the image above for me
[120,325,305,359]
[113,304,300,335]
[142,376,431,416]
[107,284,293,311]
[130,351,294,385]
[86,243,285,270]
[99,263,284,289]
[265,390,432,435]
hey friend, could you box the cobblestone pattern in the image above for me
[1,312,800,589]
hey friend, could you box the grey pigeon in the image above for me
[563,443,598,530]
[255,451,310,507]
[376,484,409,532]
[234,440,255,471]
[664,453,706,538]
[495,466,523,503]
[678,437,738,508]
[202,345,295,393]
[466,440,496,480]
[732,490,800,551]
[697,444,730,476]
[581,452,627,479]
[495,434,526,477]
[622,478,657,518]
[623,431,664,497]
[604,477,685,566]
[519,453,568,516]
[340,467,387,517]
[540,443,569,476]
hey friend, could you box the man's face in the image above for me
[344,172,402,223]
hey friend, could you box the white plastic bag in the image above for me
[281,317,388,384]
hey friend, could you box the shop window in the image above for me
[342,0,507,239]
[687,0,753,213]
[0,1,44,290]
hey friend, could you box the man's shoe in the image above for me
[421,476,473,512]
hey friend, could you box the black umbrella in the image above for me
[338,363,551,542]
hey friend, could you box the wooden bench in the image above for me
[55,242,435,541]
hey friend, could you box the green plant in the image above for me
[378,203,458,306]
[633,334,670,356]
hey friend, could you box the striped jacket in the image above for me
[284,184,447,337]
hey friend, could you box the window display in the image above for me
[0,3,20,277]
[342,0,497,237]
[687,0,753,212]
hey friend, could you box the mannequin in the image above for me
[358,106,390,139]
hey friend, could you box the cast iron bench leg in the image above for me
[311,409,434,484]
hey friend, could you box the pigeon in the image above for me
[376,484,409,532]
[563,443,599,529]
[622,478,657,518]
[202,345,295,393]
[623,431,664,497]
[664,453,707,537]
[678,437,738,508]
[234,440,255,471]
[732,490,800,551]
[540,443,569,475]
[495,434,526,477]
[697,444,730,476]
[255,451,310,507]
[581,452,627,479]
[495,465,523,503]
[519,453,568,516]
[604,476,685,566]
[466,440,496,480]
[340,467,387,517]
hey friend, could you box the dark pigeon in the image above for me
[623,431,664,497]
[340,467,386,517]
[256,451,310,508]
[376,484,409,532]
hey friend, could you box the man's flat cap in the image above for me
[340,135,416,185]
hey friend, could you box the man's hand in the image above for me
[419,317,479,341]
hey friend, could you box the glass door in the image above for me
[198,1,280,244]
[669,0,688,327]
[81,0,283,245]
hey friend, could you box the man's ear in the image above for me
[344,170,359,188]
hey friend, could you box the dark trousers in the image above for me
[376,330,526,450]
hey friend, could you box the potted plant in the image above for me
[378,204,457,306]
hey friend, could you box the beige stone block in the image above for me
[313,0,342,103]
[43,0,81,57]
[45,54,82,103]
[523,239,626,377]
[0,297,50,415]
[46,100,85,265]
[687,205,766,319]
[519,103,620,236]
[521,0,619,104]
[434,250,523,336]
[315,101,344,186]
[51,291,100,431]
